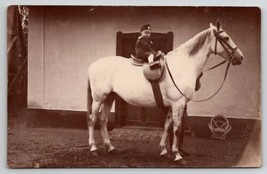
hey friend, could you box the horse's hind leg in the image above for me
[99,93,115,153]
[88,100,102,155]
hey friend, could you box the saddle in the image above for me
[130,52,165,81]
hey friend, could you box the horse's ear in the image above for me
[209,22,214,28]
[210,23,216,37]
[216,19,221,31]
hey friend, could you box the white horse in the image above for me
[87,21,244,162]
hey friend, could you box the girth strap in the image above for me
[150,80,168,116]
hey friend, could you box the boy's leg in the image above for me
[148,53,154,63]
[148,53,161,70]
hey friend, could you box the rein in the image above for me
[166,60,230,102]
[165,29,235,103]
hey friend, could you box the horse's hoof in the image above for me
[174,153,183,161]
[160,148,168,156]
[90,150,98,157]
[175,158,188,166]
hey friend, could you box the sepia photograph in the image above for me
[7,6,261,168]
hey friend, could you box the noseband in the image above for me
[214,30,238,63]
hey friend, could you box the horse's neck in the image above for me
[167,29,212,79]
[185,42,212,76]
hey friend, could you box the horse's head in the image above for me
[209,20,244,65]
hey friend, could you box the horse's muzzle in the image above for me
[231,58,242,65]
[231,49,243,65]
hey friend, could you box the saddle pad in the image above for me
[129,54,143,66]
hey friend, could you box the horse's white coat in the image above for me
[87,23,243,161]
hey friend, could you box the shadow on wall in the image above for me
[25,102,116,130]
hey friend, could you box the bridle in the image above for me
[165,28,239,102]
[213,29,238,64]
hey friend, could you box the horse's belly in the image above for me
[118,92,157,108]
[112,69,158,107]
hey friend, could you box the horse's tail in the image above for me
[87,77,93,115]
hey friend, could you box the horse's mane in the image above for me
[169,28,211,57]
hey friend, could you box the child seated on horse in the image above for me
[135,24,163,70]
[135,25,202,90]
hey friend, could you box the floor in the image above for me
[7,113,261,168]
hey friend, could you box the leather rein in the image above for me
[165,29,238,102]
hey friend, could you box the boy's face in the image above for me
[141,29,151,37]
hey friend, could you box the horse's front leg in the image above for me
[172,98,186,161]
[159,108,172,156]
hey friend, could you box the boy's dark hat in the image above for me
[140,24,151,31]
